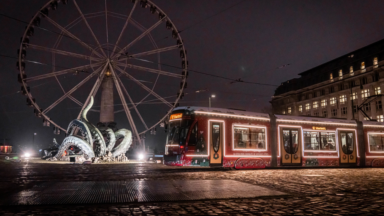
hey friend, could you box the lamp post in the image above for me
[33,133,36,150]
[209,94,216,108]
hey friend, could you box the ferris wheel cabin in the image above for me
[164,107,384,168]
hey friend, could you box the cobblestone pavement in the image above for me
[1,158,384,215]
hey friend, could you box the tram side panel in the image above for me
[276,121,359,167]
[363,124,384,167]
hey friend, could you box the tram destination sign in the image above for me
[170,113,183,120]
[312,126,326,130]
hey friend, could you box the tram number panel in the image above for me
[281,129,301,165]
[339,131,357,164]
[210,122,223,165]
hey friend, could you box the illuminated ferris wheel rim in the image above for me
[17,0,188,139]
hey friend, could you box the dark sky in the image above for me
[1,0,384,151]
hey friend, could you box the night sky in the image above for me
[1,0,384,152]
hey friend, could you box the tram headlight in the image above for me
[23,152,31,158]
[138,153,144,160]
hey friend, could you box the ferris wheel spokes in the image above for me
[125,45,180,59]
[28,44,101,61]
[73,0,107,57]
[109,64,141,145]
[43,64,106,115]
[112,17,166,59]
[115,62,181,78]
[41,14,104,59]
[114,66,173,108]
[77,62,110,119]
[112,0,138,55]
[115,70,148,130]
[24,62,103,82]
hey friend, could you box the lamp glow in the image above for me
[24,153,30,158]
[138,153,144,160]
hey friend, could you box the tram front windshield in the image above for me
[167,119,191,145]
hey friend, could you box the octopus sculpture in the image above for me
[49,96,132,162]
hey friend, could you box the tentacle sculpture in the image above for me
[105,128,116,152]
[111,129,132,157]
[53,136,95,159]
[49,95,132,162]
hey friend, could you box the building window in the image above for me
[364,103,371,112]
[377,115,384,122]
[353,105,357,113]
[332,109,337,117]
[288,107,292,114]
[233,126,266,150]
[361,89,370,100]
[339,95,347,104]
[368,133,384,151]
[299,105,303,112]
[374,57,378,66]
[305,103,311,110]
[320,89,325,96]
[377,101,382,110]
[351,92,358,100]
[339,70,343,77]
[314,112,319,116]
[339,84,344,91]
[375,87,381,95]
[350,66,354,73]
[341,107,347,115]
[330,86,335,93]
[330,73,333,80]
[349,80,355,88]
[361,77,368,85]
[304,131,336,150]
[323,110,327,117]
[361,62,365,70]
[313,101,319,109]
[321,99,327,107]
[330,97,336,105]
[282,110,286,114]
[364,117,371,121]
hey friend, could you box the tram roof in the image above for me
[173,106,270,120]
[362,121,384,127]
[275,114,357,126]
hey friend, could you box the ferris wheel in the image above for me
[17,0,188,143]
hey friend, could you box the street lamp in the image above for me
[33,133,36,150]
[209,94,216,108]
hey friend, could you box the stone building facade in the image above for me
[271,39,384,122]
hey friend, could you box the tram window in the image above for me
[283,129,299,154]
[188,122,198,146]
[304,131,336,150]
[234,126,266,149]
[340,132,354,154]
[368,134,384,151]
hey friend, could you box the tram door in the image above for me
[281,129,301,165]
[339,131,357,164]
[210,122,223,165]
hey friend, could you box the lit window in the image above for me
[304,131,336,150]
[332,109,337,117]
[364,117,372,121]
[376,101,382,110]
[339,95,347,104]
[313,101,319,109]
[361,62,365,70]
[323,110,327,117]
[288,107,292,114]
[377,115,384,122]
[330,73,333,80]
[374,57,378,66]
[299,105,303,112]
[305,103,311,110]
[233,126,266,150]
[361,89,370,99]
[321,99,327,107]
[375,87,381,95]
[368,133,384,151]
[339,70,343,77]
[282,110,286,114]
[351,92,358,100]
[330,97,336,105]
[350,66,354,73]
[341,107,347,115]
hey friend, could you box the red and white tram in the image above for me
[164,106,384,168]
